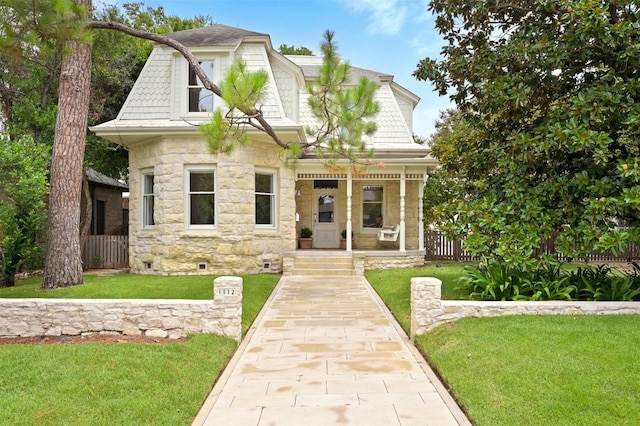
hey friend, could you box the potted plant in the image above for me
[299,227,313,249]
[340,229,353,249]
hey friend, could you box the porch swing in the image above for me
[377,223,399,242]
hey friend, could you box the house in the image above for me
[82,168,128,236]
[91,24,437,275]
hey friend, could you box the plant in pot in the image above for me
[299,227,313,249]
[340,229,353,249]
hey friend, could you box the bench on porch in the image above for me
[377,224,399,242]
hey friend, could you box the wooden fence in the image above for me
[82,235,129,269]
[425,231,640,263]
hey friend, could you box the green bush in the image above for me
[459,261,640,301]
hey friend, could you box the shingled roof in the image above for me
[165,24,268,47]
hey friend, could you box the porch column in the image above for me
[419,173,426,251]
[400,168,406,252]
[346,170,353,251]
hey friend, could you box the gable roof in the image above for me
[165,24,268,47]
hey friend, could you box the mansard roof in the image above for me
[165,24,268,47]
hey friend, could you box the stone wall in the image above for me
[411,277,640,338]
[362,252,425,272]
[0,277,243,341]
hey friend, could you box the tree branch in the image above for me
[86,20,292,148]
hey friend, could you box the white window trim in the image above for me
[361,182,386,233]
[183,56,220,118]
[185,165,217,230]
[141,169,155,229]
[255,168,277,230]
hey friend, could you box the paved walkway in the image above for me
[193,275,470,426]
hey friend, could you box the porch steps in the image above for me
[290,252,355,276]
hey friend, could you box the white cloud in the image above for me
[340,0,407,35]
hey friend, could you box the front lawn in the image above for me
[0,272,280,425]
[0,334,237,425]
[417,315,640,426]
[367,265,640,426]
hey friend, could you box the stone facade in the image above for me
[411,277,640,338]
[0,276,243,341]
[129,138,296,275]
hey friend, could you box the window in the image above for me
[255,171,276,227]
[142,173,155,228]
[362,185,384,228]
[188,61,214,113]
[187,168,216,227]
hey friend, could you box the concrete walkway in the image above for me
[193,275,471,426]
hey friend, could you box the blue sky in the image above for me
[103,0,452,137]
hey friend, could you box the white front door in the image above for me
[313,189,339,248]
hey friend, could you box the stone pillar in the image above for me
[213,276,243,341]
[410,277,443,339]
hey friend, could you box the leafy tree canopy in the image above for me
[0,0,212,179]
[415,0,640,266]
[278,43,314,55]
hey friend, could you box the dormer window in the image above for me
[188,61,214,113]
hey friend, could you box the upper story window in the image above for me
[255,170,276,228]
[142,171,155,228]
[362,184,384,229]
[186,167,216,228]
[188,61,215,113]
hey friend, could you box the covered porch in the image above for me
[292,158,437,261]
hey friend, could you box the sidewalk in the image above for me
[192,275,471,426]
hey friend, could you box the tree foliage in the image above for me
[278,43,314,55]
[304,30,380,164]
[0,135,49,287]
[415,0,640,266]
[200,30,380,165]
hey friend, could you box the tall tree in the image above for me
[41,0,92,288]
[415,0,640,266]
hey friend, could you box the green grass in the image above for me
[0,272,280,425]
[366,264,640,425]
[0,334,237,425]
[416,315,640,426]
[365,261,470,331]
[0,273,281,335]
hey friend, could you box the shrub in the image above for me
[300,227,312,238]
[459,260,640,302]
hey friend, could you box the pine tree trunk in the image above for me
[42,0,92,289]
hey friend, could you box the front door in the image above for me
[313,189,339,248]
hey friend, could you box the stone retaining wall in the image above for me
[0,276,243,341]
[411,277,640,338]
